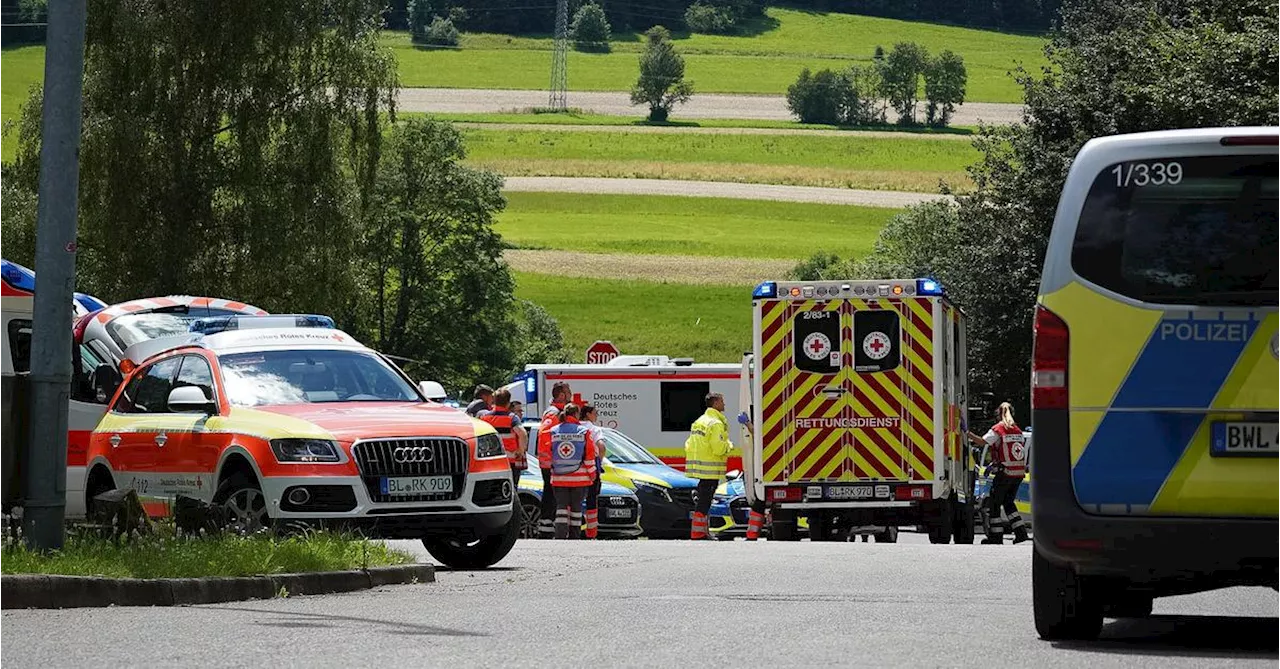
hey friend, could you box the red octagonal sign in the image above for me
[585,340,620,365]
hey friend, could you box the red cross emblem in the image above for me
[801,332,832,361]
[862,332,891,360]
[557,442,575,459]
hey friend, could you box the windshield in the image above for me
[106,313,192,349]
[598,428,664,465]
[218,349,419,406]
[1072,154,1278,306]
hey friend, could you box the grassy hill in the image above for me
[391,8,1046,102]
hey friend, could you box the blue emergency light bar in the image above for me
[916,279,944,296]
[76,293,108,312]
[188,314,335,336]
[752,281,777,299]
[1,259,36,293]
[512,369,538,404]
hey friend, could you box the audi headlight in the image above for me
[270,438,341,463]
[476,433,505,459]
[632,480,672,502]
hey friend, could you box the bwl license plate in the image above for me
[1210,422,1279,457]
[380,475,454,495]
[606,508,632,519]
[828,485,873,500]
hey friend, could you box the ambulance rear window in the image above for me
[7,319,31,374]
[1071,154,1278,307]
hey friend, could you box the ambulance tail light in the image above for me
[768,487,802,503]
[894,484,932,501]
[1032,305,1069,410]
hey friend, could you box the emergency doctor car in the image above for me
[84,315,518,569]
[1031,127,1278,640]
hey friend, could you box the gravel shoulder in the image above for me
[503,176,948,208]
[400,88,1023,126]
[455,122,975,140]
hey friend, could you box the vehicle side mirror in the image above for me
[168,386,216,414]
[418,380,447,401]
[91,363,123,404]
[725,469,742,480]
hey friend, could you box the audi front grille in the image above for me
[668,489,696,509]
[352,438,469,503]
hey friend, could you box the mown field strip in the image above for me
[453,121,975,140]
[502,177,946,208]
[505,249,794,286]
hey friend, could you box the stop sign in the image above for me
[585,340,620,364]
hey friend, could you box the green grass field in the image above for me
[390,8,1046,102]
[1,46,44,161]
[514,271,752,362]
[465,127,976,191]
[499,192,892,259]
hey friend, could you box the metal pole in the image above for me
[23,0,88,550]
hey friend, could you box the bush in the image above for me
[846,63,886,125]
[684,2,737,34]
[424,16,460,46]
[785,68,848,125]
[881,41,929,125]
[924,50,967,127]
[408,0,432,43]
[570,2,611,52]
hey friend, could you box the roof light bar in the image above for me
[752,281,777,299]
[1,259,36,293]
[188,314,335,336]
[916,279,944,296]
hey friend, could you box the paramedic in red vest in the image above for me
[967,402,1030,545]
[580,403,605,539]
[549,403,599,539]
[480,388,527,490]
[685,392,733,540]
[535,381,572,538]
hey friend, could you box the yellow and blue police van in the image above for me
[1031,127,1278,640]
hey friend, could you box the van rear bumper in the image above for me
[1031,409,1279,593]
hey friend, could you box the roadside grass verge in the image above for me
[389,9,1044,102]
[465,129,976,192]
[497,192,893,259]
[514,271,751,362]
[1,45,44,162]
[1,525,414,579]
[427,111,978,135]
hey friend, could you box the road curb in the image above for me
[1,564,435,609]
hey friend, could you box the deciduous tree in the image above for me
[630,26,694,122]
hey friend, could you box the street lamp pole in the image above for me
[23,0,88,550]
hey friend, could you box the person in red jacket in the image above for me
[479,388,527,489]
[535,381,572,538]
[548,403,598,539]
[968,402,1029,545]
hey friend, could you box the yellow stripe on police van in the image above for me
[1212,313,1278,412]
[1149,412,1279,518]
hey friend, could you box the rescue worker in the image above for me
[580,403,605,539]
[967,402,1030,545]
[510,401,525,422]
[480,388,528,490]
[548,403,598,539]
[536,381,572,538]
[685,392,733,540]
[465,384,494,417]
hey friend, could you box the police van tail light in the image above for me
[1032,305,1069,410]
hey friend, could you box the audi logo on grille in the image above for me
[393,446,435,464]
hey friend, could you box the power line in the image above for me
[548,0,568,110]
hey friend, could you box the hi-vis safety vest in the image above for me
[684,408,732,480]
[481,410,524,470]
[550,420,597,487]
[990,423,1027,478]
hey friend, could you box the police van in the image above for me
[1032,128,1278,639]
[741,279,974,542]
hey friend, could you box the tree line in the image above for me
[1,0,570,395]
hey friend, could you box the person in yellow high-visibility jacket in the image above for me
[686,392,734,540]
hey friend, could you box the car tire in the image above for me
[771,510,799,542]
[519,494,541,540]
[1102,593,1154,619]
[84,466,116,521]
[213,472,271,534]
[873,526,898,543]
[423,511,520,570]
[951,492,975,544]
[1033,548,1103,640]
[809,511,832,542]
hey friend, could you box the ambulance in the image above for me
[506,356,742,470]
[741,278,975,542]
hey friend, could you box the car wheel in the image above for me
[214,473,270,534]
[771,510,798,542]
[928,497,952,544]
[519,494,541,539]
[84,466,116,521]
[423,512,520,570]
[873,526,898,543]
[809,511,833,542]
[1102,593,1153,619]
[951,492,975,544]
[1033,548,1103,640]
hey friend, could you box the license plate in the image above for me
[606,508,632,519]
[1211,422,1279,457]
[380,475,454,495]
[828,485,873,500]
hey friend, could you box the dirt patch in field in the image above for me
[505,249,795,285]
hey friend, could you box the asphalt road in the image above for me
[4,535,1276,668]
[503,176,949,207]
[399,88,1024,126]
